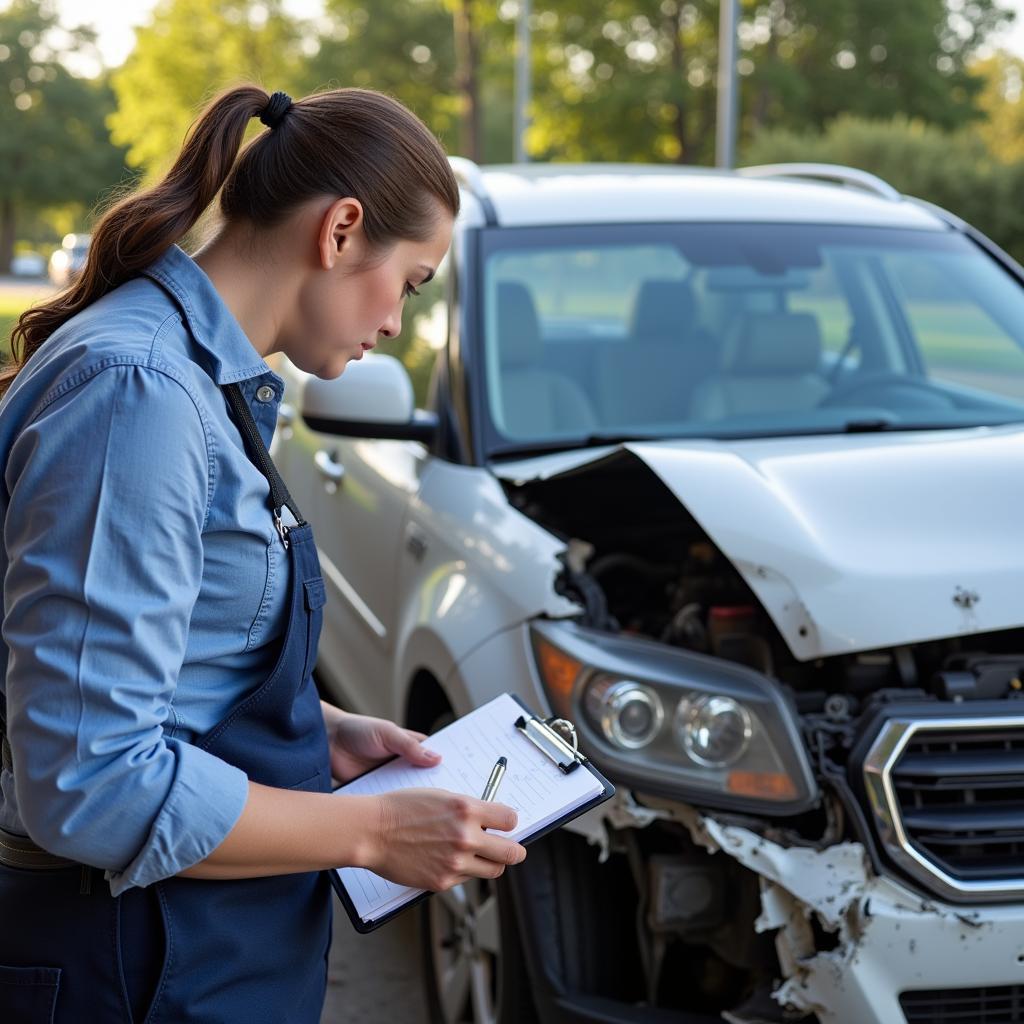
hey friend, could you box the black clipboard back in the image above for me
[328,692,615,933]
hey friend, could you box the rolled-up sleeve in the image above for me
[2,362,249,894]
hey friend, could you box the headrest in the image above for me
[497,282,542,367]
[729,312,822,375]
[629,279,696,341]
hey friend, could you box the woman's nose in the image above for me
[379,310,402,339]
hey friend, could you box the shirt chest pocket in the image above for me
[244,534,286,652]
[191,527,289,658]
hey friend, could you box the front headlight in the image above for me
[530,621,817,814]
[675,695,752,767]
[585,679,665,749]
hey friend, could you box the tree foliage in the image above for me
[105,0,1016,173]
[526,0,1012,164]
[108,0,311,174]
[971,50,1024,165]
[0,0,127,270]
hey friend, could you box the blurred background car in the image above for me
[9,252,46,278]
[47,233,92,288]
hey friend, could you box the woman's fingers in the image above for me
[477,799,518,833]
[472,832,527,867]
[367,789,527,893]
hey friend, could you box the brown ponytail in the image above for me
[3,84,460,400]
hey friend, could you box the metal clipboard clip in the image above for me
[514,713,587,774]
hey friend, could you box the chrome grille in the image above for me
[900,985,1024,1023]
[862,715,1024,902]
[893,729,1024,882]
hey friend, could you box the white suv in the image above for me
[274,161,1024,1024]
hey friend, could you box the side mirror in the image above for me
[300,354,438,442]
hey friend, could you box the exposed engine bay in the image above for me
[503,448,1024,708]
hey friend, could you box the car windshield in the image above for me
[477,222,1024,456]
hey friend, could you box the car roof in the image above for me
[456,163,945,231]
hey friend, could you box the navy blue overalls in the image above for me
[0,380,334,1023]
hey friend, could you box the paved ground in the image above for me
[0,274,53,299]
[322,896,430,1023]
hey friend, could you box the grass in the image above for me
[0,285,53,357]
[0,297,27,355]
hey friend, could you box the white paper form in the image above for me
[333,692,604,923]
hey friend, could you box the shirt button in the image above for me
[255,385,276,403]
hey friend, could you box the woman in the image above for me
[0,85,526,1023]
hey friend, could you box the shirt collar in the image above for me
[143,244,273,386]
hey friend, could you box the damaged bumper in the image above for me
[700,816,1024,1023]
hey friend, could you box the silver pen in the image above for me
[481,756,507,801]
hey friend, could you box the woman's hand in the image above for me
[321,701,441,784]
[366,788,527,891]
[318,702,527,891]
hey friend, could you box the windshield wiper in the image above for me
[840,418,992,433]
[489,432,655,460]
[842,417,898,432]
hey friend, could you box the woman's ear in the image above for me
[317,197,365,270]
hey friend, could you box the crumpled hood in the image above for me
[493,426,1024,660]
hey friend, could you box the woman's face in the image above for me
[289,202,454,380]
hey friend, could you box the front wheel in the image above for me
[418,709,538,1024]
[420,873,536,1024]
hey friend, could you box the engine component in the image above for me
[646,854,726,933]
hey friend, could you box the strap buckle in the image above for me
[273,509,291,549]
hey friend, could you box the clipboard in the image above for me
[328,692,615,933]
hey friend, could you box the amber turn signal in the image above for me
[532,634,583,715]
[727,771,797,801]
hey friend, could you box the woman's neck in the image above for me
[192,227,297,360]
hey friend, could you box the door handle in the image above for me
[277,402,296,428]
[276,402,296,441]
[314,449,345,492]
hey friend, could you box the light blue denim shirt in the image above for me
[0,245,296,895]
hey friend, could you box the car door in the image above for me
[291,265,450,717]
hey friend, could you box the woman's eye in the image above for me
[403,283,421,299]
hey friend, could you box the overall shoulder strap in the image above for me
[222,382,308,547]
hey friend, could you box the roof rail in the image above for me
[449,156,498,225]
[737,162,901,202]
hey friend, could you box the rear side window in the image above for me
[885,252,1024,402]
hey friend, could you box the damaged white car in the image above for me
[274,161,1024,1024]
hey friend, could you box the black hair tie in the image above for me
[259,91,293,130]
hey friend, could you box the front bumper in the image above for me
[700,816,1024,1024]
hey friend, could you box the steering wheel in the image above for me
[818,371,945,408]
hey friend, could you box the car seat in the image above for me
[496,282,598,438]
[596,279,718,427]
[689,311,828,420]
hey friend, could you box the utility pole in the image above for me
[515,0,531,163]
[715,0,738,168]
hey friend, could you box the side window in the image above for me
[885,253,1024,400]
[390,253,449,406]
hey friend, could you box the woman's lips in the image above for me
[360,342,375,351]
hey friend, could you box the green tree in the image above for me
[309,0,514,161]
[307,0,458,148]
[108,0,310,176]
[524,0,1011,165]
[971,49,1024,165]
[741,0,1011,135]
[0,0,127,272]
